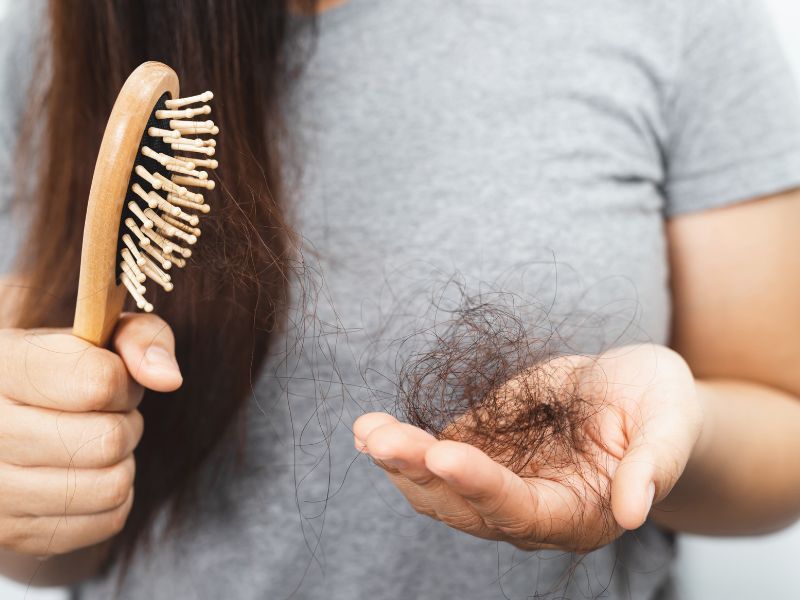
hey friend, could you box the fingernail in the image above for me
[145,345,180,375]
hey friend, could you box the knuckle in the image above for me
[76,351,126,411]
[0,520,47,556]
[130,410,145,445]
[96,415,130,465]
[99,460,135,509]
[107,493,134,535]
[0,521,25,553]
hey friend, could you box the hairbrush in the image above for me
[71,61,218,346]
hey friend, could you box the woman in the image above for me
[1,0,800,598]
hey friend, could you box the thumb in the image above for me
[112,313,183,392]
[611,411,697,531]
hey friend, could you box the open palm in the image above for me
[354,344,702,552]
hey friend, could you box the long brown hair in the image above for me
[14,0,315,565]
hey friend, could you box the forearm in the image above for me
[0,543,108,587]
[651,378,800,535]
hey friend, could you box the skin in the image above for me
[355,188,800,548]
[356,345,700,552]
[0,309,181,585]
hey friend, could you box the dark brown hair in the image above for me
[14,0,315,565]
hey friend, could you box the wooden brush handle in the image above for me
[72,62,179,347]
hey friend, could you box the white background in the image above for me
[1,0,800,598]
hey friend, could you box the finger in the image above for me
[353,412,398,451]
[6,490,133,556]
[357,416,518,539]
[611,409,696,530]
[0,456,135,517]
[112,313,182,392]
[0,329,143,412]
[0,404,143,468]
[425,440,554,540]
[361,420,443,503]
[362,421,438,480]
[362,423,492,535]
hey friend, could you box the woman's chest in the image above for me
[287,0,677,348]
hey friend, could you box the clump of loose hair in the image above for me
[390,288,624,593]
[396,293,596,474]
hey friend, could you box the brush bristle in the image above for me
[119,91,217,312]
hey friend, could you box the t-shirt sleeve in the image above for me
[664,0,800,216]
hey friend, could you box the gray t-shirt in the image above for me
[3,1,800,599]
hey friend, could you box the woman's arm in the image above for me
[653,188,800,534]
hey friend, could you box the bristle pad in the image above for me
[117,90,217,311]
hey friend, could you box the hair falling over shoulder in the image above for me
[13,0,317,569]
